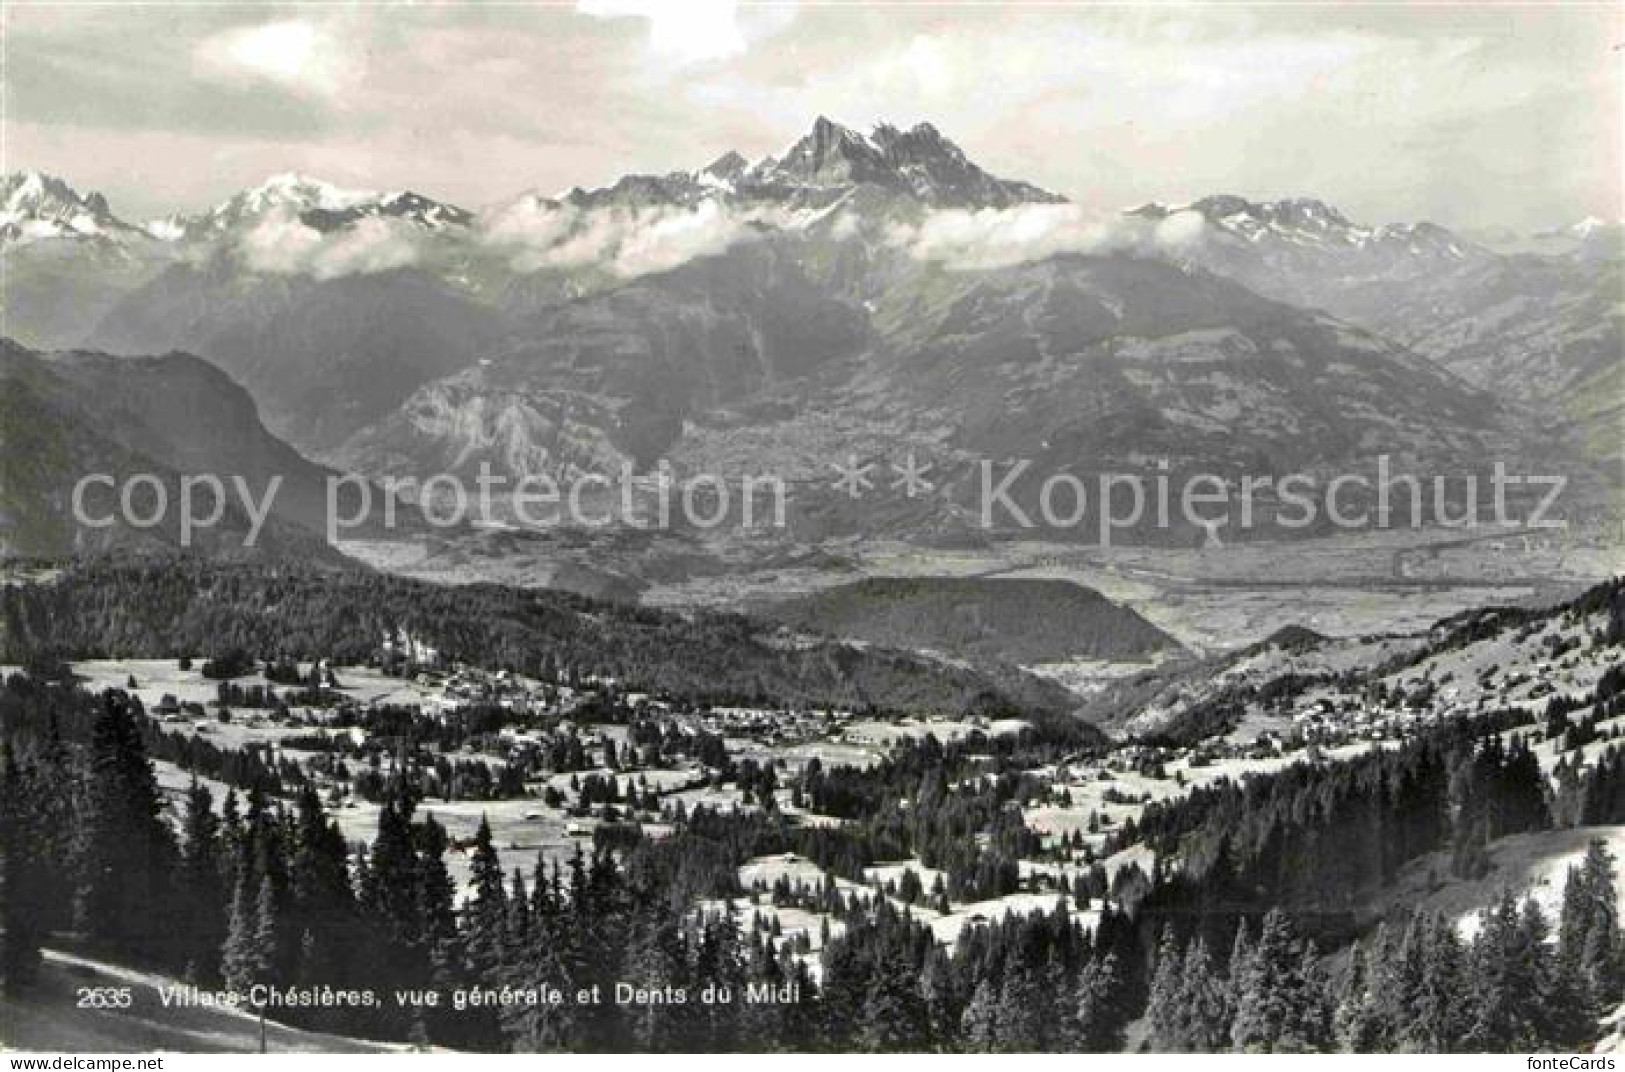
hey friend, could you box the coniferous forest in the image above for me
[2,565,1624,1051]
[3,674,1624,1048]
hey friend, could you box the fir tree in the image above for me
[1180,936,1231,1051]
[462,816,508,984]
[222,872,276,996]
[1410,913,1471,1052]
[1230,910,1332,1053]
[75,694,177,960]
[177,779,226,983]
[958,979,1000,1053]
[1145,928,1187,1050]
[858,945,930,1051]
[0,748,46,991]
[1072,952,1126,1051]
[1334,941,1379,1052]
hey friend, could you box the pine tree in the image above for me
[288,785,354,996]
[1180,937,1232,1052]
[622,909,688,1051]
[959,978,1000,1053]
[1374,913,1427,1050]
[415,814,462,1045]
[1467,890,1560,1050]
[463,816,508,984]
[1228,917,1254,981]
[75,694,177,961]
[178,779,226,983]
[1410,913,1470,1052]
[1072,952,1126,1051]
[0,748,45,991]
[222,872,276,996]
[858,945,930,1051]
[1334,941,1378,1051]
[919,944,962,1050]
[993,957,1047,1051]
[1562,839,1624,1010]
[1229,910,1332,1053]
[1145,928,1187,1050]
[505,868,531,958]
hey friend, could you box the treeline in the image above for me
[1129,711,1552,949]
[0,556,1083,732]
[1381,576,1625,676]
[7,668,1625,1052]
[0,679,1130,1051]
[1145,841,1625,1053]
[1555,744,1625,827]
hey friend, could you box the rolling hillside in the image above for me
[757,576,1182,665]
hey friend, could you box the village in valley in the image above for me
[19,575,1619,984]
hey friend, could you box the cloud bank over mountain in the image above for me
[237,208,431,279]
[484,198,777,278]
[888,203,1209,270]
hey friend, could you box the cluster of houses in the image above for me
[676,704,852,746]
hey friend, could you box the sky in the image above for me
[5,2,1621,231]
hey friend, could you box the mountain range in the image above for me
[3,116,1619,548]
[0,341,348,559]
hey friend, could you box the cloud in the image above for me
[1152,210,1209,251]
[236,208,427,279]
[217,187,781,282]
[887,203,1212,270]
[229,193,1210,283]
[576,0,747,65]
[194,19,360,99]
[483,197,774,278]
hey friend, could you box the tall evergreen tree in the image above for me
[1179,936,1231,1051]
[1145,928,1187,1050]
[222,872,276,996]
[0,748,46,991]
[1410,913,1471,1052]
[177,779,226,983]
[462,815,508,983]
[958,978,1000,1053]
[1072,952,1127,1051]
[1230,910,1332,1053]
[75,694,177,960]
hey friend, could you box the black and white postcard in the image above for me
[0,0,1621,1057]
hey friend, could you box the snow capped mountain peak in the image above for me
[536,118,1062,216]
[371,190,475,230]
[0,169,135,244]
[1126,194,1490,281]
[1184,194,1361,241]
[1525,216,1625,261]
[5,169,52,205]
[233,172,378,215]
[768,116,891,187]
[1543,216,1624,242]
[870,120,960,162]
[142,215,188,243]
[1372,220,1475,260]
[150,174,473,243]
[752,116,1063,208]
